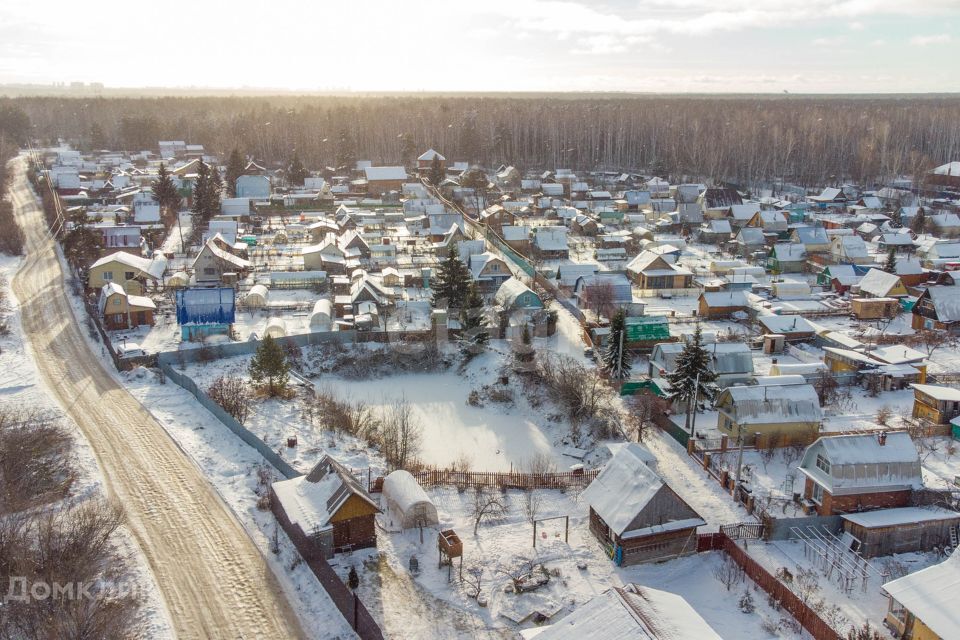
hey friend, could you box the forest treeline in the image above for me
[9,94,960,189]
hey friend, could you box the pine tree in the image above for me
[287,154,308,186]
[63,208,103,271]
[602,309,631,380]
[208,164,222,208]
[910,207,926,234]
[191,159,211,225]
[461,282,489,345]
[248,335,290,397]
[152,163,180,227]
[225,148,245,197]
[665,324,718,433]
[882,247,897,274]
[347,566,359,590]
[431,243,471,309]
[428,154,444,185]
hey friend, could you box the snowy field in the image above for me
[0,255,174,639]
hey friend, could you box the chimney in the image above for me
[771,358,778,365]
[878,431,887,446]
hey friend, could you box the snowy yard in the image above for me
[337,485,800,639]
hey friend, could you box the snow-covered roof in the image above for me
[583,444,672,537]
[757,314,816,334]
[382,470,434,516]
[417,148,445,162]
[911,383,960,402]
[533,226,568,251]
[91,251,166,279]
[534,584,722,640]
[700,290,749,308]
[857,269,902,297]
[932,161,960,176]
[651,342,754,376]
[921,286,960,322]
[843,506,959,529]
[798,432,922,494]
[272,455,377,534]
[501,225,529,242]
[772,243,806,261]
[364,166,407,181]
[883,548,960,640]
[494,277,541,309]
[719,384,821,425]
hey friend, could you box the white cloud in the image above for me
[910,34,952,45]
[849,21,865,30]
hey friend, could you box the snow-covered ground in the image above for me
[0,255,174,639]
[337,485,801,639]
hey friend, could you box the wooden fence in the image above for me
[720,534,843,640]
[408,468,599,491]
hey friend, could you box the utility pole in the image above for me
[733,424,746,499]
[687,372,701,436]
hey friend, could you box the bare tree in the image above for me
[712,555,745,592]
[462,565,485,598]
[471,486,508,535]
[379,397,422,470]
[582,280,616,322]
[907,329,958,360]
[0,407,75,513]
[526,452,557,476]
[626,392,667,442]
[207,376,252,425]
[522,490,544,525]
[812,368,839,406]
[793,567,821,605]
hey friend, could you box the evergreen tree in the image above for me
[665,324,718,433]
[910,207,926,234]
[191,160,220,225]
[428,154,444,185]
[287,154,308,186]
[461,282,489,345]
[152,162,181,227]
[882,248,898,274]
[347,566,359,590]
[602,309,632,380]
[431,244,471,309]
[224,148,245,198]
[248,335,290,397]
[63,208,103,272]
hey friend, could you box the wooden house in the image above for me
[858,268,908,298]
[797,432,922,516]
[416,148,445,172]
[850,297,900,320]
[270,455,379,559]
[911,383,960,426]
[649,341,754,388]
[88,252,166,295]
[363,166,407,196]
[912,286,960,334]
[98,282,155,330]
[192,238,251,285]
[715,383,822,446]
[479,204,515,231]
[756,315,816,342]
[883,547,960,640]
[831,235,870,263]
[697,290,750,319]
[531,226,569,259]
[698,187,742,220]
[500,225,531,254]
[625,251,693,290]
[791,226,830,254]
[468,252,511,292]
[767,243,806,273]
[582,444,704,566]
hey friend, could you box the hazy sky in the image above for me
[1,0,958,93]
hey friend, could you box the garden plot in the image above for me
[744,538,943,636]
[178,340,594,474]
[339,486,802,639]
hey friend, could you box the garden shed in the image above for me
[309,299,333,331]
[264,317,287,339]
[382,470,439,530]
[842,507,960,557]
[246,284,269,308]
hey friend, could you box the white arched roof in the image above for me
[246,284,269,307]
[264,317,286,338]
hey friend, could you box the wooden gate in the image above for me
[721,522,765,540]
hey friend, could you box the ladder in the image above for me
[950,525,958,549]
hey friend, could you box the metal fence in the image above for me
[158,362,300,479]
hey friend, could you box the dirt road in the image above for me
[9,158,306,640]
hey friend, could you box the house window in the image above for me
[113,298,121,306]
[124,271,135,281]
[811,483,824,504]
[815,454,831,474]
[102,271,113,281]
[203,267,216,276]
